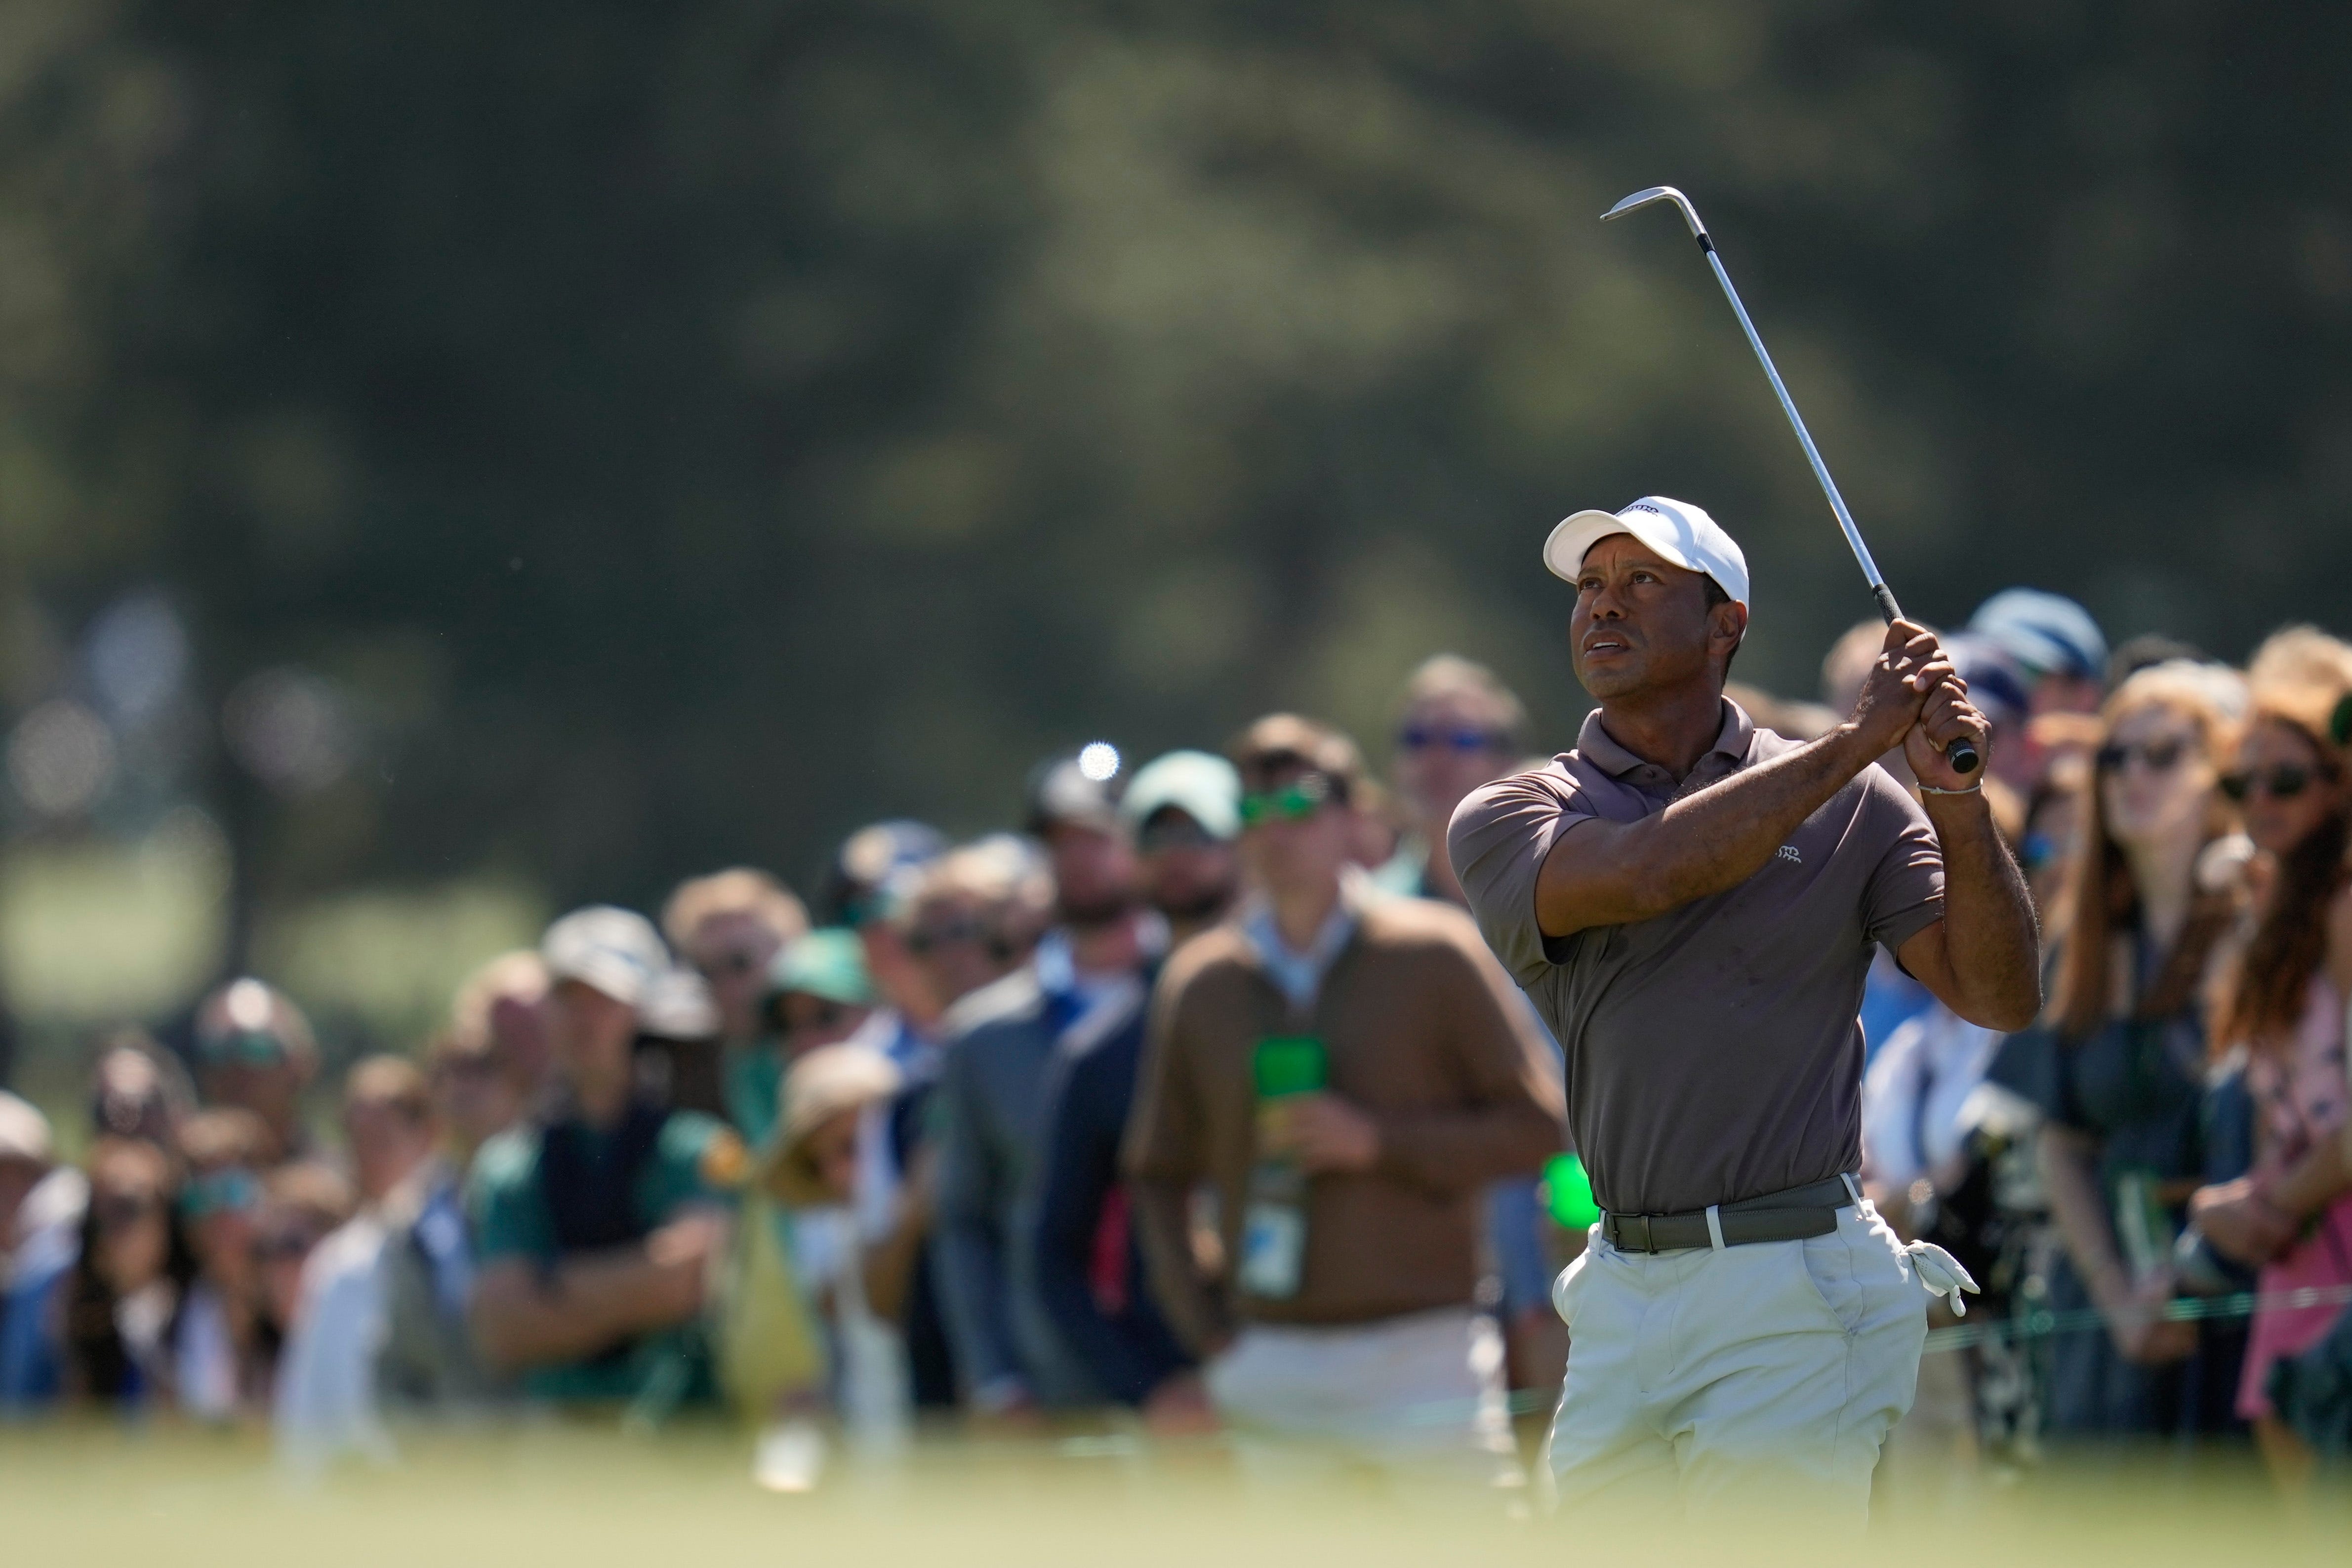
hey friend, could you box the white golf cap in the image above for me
[0,1090,52,1166]
[1542,496,1750,607]
[541,904,668,1008]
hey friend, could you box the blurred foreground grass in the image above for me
[1,1422,2343,1568]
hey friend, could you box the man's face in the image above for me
[432,1046,524,1155]
[1568,535,1742,700]
[88,1154,170,1296]
[1393,696,1517,825]
[1045,820,1141,928]
[253,1206,332,1333]
[1239,768,1359,900]
[904,894,1010,1010]
[200,1049,306,1145]
[1136,808,1240,924]
[548,978,639,1087]
[682,910,786,1043]
[344,1096,434,1204]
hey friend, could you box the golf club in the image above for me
[1602,185,1979,775]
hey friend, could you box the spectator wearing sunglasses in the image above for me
[1126,715,1563,1487]
[173,1106,277,1420]
[372,1022,528,1419]
[895,839,1052,1026]
[1379,656,1528,908]
[250,1162,354,1406]
[448,950,553,1099]
[1022,753,1233,1425]
[1377,662,1571,1414]
[819,820,953,1043]
[49,1137,197,1411]
[664,869,811,1120]
[191,979,320,1166]
[932,753,1163,1420]
[1120,750,1244,947]
[275,1058,442,1468]
[860,840,1049,1414]
[1998,661,2251,1442]
[2181,644,2352,1482]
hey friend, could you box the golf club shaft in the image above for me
[1692,237,1899,624]
[1695,234,1978,773]
[1602,188,1977,774]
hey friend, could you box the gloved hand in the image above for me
[1904,1240,1981,1317]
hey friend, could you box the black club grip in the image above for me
[1870,582,1981,774]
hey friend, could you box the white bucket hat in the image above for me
[1542,496,1750,607]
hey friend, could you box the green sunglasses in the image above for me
[1238,773,1335,827]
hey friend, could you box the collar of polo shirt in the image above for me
[1576,700,1757,790]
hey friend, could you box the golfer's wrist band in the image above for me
[1917,781,1982,797]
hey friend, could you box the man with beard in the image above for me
[1027,750,1240,1422]
[931,754,1164,1419]
[1121,750,1244,947]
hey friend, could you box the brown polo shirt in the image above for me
[1447,699,1944,1217]
[1122,894,1564,1346]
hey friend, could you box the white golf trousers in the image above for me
[1545,1198,1928,1525]
[1205,1306,1518,1492]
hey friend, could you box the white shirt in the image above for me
[273,1216,395,1473]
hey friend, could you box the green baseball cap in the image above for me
[764,928,875,1008]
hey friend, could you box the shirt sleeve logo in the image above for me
[1776,844,1803,865]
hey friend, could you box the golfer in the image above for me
[1449,497,2041,1519]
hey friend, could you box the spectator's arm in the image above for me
[1033,1030,1186,1406]
[926,1041,1029,1406]
[468,1213,719,1374]
[1122,978,1231,1358]
[2036,1125,2135,1319]
[2266,1132,2351,1221]
[1366,936,1566,1199]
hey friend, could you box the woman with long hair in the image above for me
[2185,660,2352,1484]
[2022,662,2250,1439]
[61,1137,199,1407]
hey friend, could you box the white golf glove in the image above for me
[1903,1240,1981,1317]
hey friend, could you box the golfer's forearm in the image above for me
[1539,727,1875,934]
[1921,793,2041,1029]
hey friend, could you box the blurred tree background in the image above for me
[1,1,2349,1064]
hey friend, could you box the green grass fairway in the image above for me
[1,1422,2341,1568]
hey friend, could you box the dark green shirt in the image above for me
[467,1109,739,1405]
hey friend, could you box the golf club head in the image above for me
[1602,186,1708,241]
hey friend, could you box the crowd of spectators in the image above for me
[1,594,2350,1498]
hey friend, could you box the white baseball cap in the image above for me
[0,1090,52,1166]
[1542,496,1750,607]
[542,905,668,1008]
[1119,749,1242,842]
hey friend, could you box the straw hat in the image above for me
[759,1044,901,1206]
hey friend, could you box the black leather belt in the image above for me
[1600,1175,1856,1255]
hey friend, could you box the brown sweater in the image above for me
[1121,894,1565,1349]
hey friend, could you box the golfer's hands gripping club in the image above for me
[1848,621,1987,790]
